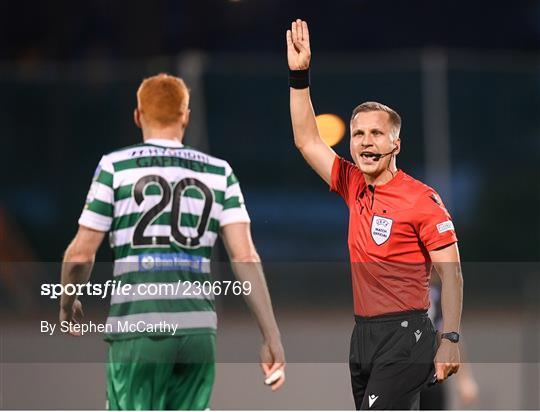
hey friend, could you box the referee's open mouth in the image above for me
[360,151,381,162]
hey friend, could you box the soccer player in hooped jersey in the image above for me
[59,74,285,409]
[287,20,463,410]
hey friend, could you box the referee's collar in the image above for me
[366,169,404,191]
[144,138,184,148]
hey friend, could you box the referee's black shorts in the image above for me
[349,310,437,410]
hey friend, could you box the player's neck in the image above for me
[142,127,185,143]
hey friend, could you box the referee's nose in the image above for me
[360,134,375,149]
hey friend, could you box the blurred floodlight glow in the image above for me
[315,113,346,147]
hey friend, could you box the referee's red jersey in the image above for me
[330,156,458,317]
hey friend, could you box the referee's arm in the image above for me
[430,242,463,381]
[287,19,335,185]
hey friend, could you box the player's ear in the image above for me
[181,109,190,129]
[134,108,142,129]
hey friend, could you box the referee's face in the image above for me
[350,111,397,177]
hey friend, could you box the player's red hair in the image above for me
[137,73,189,127]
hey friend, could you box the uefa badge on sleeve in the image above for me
[371,215,393,245]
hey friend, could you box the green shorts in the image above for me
[106,334,215,410]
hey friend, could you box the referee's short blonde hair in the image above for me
[351,101,401,141]
[137,73,190,127]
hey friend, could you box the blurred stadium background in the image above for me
[0,0,539,409]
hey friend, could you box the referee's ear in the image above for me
[394,137,401,155]
[134,108,142,129]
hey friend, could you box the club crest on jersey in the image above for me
[371,215,393,245]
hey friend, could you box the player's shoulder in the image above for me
[181,145,233,171]
[100,142,148,163]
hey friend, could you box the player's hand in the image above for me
[286,19,311,70]
[260,337,286,391]
[434,340,460,382]
[59,298,84,337]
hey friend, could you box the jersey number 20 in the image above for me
[132,175,213,248]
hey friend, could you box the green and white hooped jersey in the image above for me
[78,138,250,339]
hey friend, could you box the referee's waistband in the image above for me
[354,309,428,324]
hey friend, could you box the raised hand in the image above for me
[286,19,311,70]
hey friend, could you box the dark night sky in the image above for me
[1,0,539,61]
[1,0,539,264]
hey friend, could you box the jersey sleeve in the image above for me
[414,189,458,251]
[78,155,115,232]
[329,155,364,205]
[219,164,251,227]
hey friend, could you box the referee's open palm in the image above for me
[287,19,311,70]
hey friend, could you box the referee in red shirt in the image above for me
[287,20,463,410]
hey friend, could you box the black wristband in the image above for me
[289,68,310,89]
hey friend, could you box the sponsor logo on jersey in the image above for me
[139,252,203,272]
[371,216,393,245]
[436,220,454,234]
[130,147,209,163]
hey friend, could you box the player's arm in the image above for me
[287,19,336,185]
[430,242,463,381]
[59,225,106,336]
[221,222,285,391]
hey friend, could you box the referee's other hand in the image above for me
[260,338,286,391]
[434,339,460,381]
